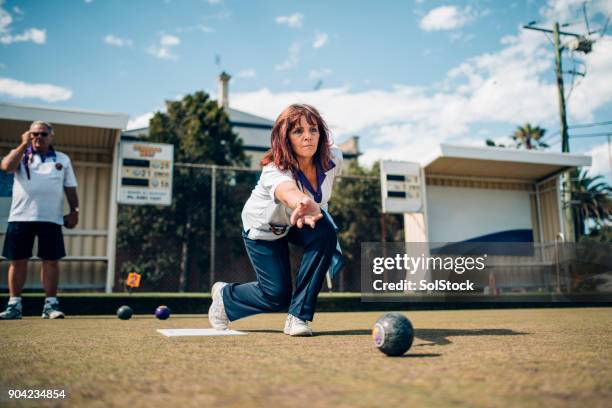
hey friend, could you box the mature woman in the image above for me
[208,104,343,336]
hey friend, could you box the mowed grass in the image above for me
[1,308,611,408]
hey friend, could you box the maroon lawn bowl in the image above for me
[155,305,171,320]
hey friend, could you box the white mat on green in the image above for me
[157,329,248,337]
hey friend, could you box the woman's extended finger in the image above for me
[305,216,316,228]
[290,206,305,225]
[304,212,323,228]
[297,217,304,228]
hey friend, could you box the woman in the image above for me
[208,104,343,336]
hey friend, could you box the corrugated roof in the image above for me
[0,102,129,130]
[227,108,274,126]
[235,125,271,147]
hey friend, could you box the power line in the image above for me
[569,132,612,138]
[569,120,612,129]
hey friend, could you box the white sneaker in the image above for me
[284,314,313,337]
[208,282,229,330]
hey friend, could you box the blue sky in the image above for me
[1,0,611,180]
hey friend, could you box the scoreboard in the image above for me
[118,141,174,206]
[380,161,424,214]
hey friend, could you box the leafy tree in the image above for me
[329,160,403,291]
[579,225,612,244]
[117,91,249,291]
[570,168,612,237]
[486,123,549,150]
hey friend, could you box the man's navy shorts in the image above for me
[2,221,66,261]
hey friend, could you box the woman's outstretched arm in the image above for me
[275,181,323,228]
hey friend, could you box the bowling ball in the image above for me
[155,305,171,320]
[117,305,133,320]
[372,312,414,356]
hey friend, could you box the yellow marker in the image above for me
[126,272,142,288]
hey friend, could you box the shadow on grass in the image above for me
[398,353,442,358]
[242,328,529,345]
[242,329,284,334]
[415,328,530,346]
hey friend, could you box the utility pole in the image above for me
[553,23,570,153]
[522,19,594,242]
[522,22,590,152]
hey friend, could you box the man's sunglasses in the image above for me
[31,132,49,137]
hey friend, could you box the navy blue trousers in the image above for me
[222,215,337,322]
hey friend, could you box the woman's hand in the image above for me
[290,196,322,228]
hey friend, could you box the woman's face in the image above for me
[289,116,320,162]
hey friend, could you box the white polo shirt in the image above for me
[8,149,78,225]
[241,145,343,240]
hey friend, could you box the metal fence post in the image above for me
[209,165,217,290]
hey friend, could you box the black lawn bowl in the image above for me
[372,312,414,356]
[117,305,133,320]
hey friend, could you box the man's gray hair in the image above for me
[30,121,54,134]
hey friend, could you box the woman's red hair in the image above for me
[260,104,333,174]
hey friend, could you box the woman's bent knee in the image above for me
[261,288,291,311]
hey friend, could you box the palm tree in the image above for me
[570,168,612,237]
[485,123,549,150]
[510,123,549,150]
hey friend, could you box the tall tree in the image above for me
[486,123,549,150]
[117,91,249,291]
[570,168,612,238]
[511,123,549,150]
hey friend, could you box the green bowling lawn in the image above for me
[1,308,611,407]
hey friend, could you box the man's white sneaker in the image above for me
[208,282,229,330]
[284,314,313,337]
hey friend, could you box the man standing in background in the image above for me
[0,121,79,319]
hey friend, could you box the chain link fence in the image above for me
[115,163,403,293]
[115,163,611,295]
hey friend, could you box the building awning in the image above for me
[422,144,592,183]
[0,102,129,151]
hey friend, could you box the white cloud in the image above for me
[103,34,133,48]
[237,69,256,78]
[0,27,45,44]
[176,24,214,33]
[275,13,303,28]
[308,68,332,80]
[147,46,177,60]
[127,111,155,130]
[207,0,222,4]
[84,0,93,3]
[129,1,612,183]
[0,77,72,102]
[419,6,474,31]
[0,2,45,44]
[313,31,328,48]
[275,42,300,71]
[231,23,612,170]
[160,34,180,46]
[0,6,11,32]
[12,6,23,15]
[588,142,612,185]
[450,32,475,43]
[147,34,181,60]
[562,37,612,122]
